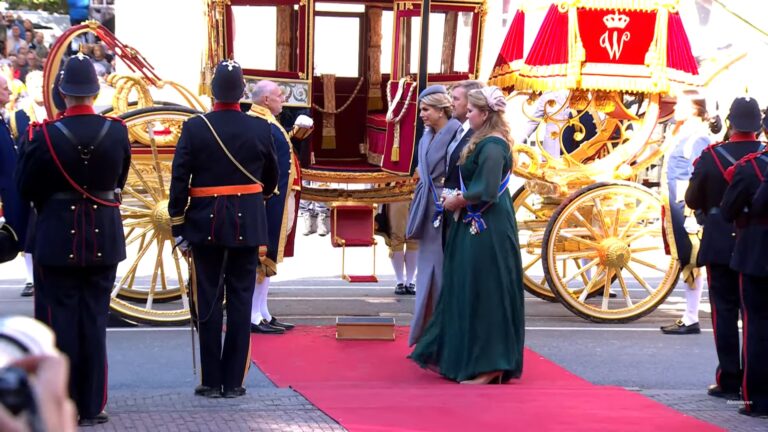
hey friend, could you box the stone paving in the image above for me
[643,389,767,432]
[87,388,345,432]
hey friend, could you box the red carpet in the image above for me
[251,327,721,432]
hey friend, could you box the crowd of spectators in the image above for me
[0,11,116,114]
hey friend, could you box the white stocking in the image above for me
[682,271,705,326]
[259,277,272,322]
[24,254,34,284]
[405,250,418,285]
[390,251,405,285]
[251,278,266,324]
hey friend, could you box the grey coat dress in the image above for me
[406,118,461,346]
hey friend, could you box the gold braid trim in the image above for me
[248,104,298,266]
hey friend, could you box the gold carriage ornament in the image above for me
[491,0,701,322]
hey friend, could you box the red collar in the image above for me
[64,105,96,116]
[730,131,758,142]
[213,102,241,112]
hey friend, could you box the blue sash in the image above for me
[459,170,511,235]
[427,173,444,228]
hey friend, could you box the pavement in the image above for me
[0,232,766,431]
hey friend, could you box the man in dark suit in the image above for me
[721,145,768,418]
[169,60,278,398]
[440,80,484,252]
[15,54,131,427]
[686,96,765,400]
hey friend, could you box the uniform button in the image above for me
[70,230,75,234]
[214,194,218,198]
[207,236,211,240]
[94,229,100,233]
[210,214,214,218]
[70,205,76,210]
[237,213,242,217]
[238,193,242,196]
[68,254,74,259]
[239,236,243,240]
[92,205,98,209]
[97,252,102,257]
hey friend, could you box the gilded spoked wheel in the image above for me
[513,186,556,302]
[542,181,680,323]
[109,106,201,326]
[514,186,610,302]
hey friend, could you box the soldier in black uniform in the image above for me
[169,60,278,398]
[685,97,765,400]
[15,54,131,427]
[724,137,768,419]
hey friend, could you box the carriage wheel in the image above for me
[109,106,200,326]
[514,186,609,302]
[542,181,679,323]
[513,186,555,301]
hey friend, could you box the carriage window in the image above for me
[400,11,475,76]
[315,15,361,77]
[232,6,278,71]
[381,10,394,74]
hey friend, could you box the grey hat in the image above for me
[418,85,447,100]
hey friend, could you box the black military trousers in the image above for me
[706,264,743,392]
[739,274,768,414]
[192,244,257,391]
[35,263,115,419]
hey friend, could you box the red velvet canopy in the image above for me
[514,1,699,94]
[489,8,525,92]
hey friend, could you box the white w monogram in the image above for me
[600,29,631,60]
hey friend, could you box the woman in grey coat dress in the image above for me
[406,85,461,346]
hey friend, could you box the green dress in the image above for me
[409,136,525,382]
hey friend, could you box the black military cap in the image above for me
[52,70,67,111]
[59,53,100,97]
[211,59,245,103]
[727,97,761,133]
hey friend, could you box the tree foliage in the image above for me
[5,0,68,14]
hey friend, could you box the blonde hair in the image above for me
[420,92,453,119]
[459,89,513,164]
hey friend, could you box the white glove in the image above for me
[683,216,700,234]
[0,216,5,228]
[294,114,314,128]
[174,236,190,253]
[286,191,297,235]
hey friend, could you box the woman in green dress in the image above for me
[409,86,524,384]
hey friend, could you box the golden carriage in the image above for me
[42,0,489,324]
[490,1,702,322]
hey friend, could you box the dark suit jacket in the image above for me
[721,152,768,277]
[15,108,131,266]
[685,139,764,266]
[168,108,278,248]
[444,128,474,190]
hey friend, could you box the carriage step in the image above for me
[336,316,395,340]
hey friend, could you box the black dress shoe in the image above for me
[406,283,416,295]
[20,283,33,297]
[222,387,247,398]
[660,320,701,335]
[394,283,407,295]
[195,385,222,398]
[707,384,740,399]
[270,316,294,330]
[78,411,109,426]
[250,320,285,334]
[739,407,768,418]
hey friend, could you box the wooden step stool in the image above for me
[336,316,395,340]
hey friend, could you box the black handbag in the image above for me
[0,224,20,264]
